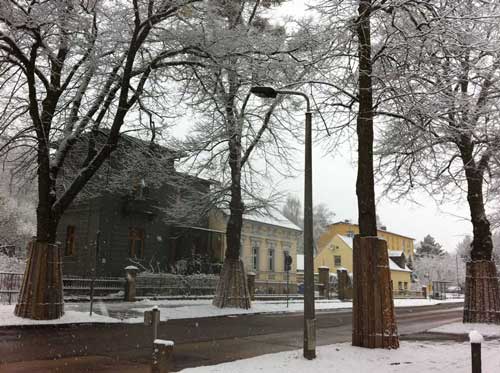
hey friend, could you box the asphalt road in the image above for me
[0,303,463,372]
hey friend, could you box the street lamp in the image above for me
[250,86,316,360]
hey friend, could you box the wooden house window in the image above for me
[129,227,145,258]
[64,225,76,256]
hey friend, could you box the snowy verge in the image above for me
[0,298,463,327]
[179,340,500,373]
[127,298,462,323]
[429,322,500,338]
[0,305,120,326]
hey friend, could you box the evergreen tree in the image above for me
[416,235,445,257]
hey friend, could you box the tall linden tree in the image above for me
[0,0,202,320]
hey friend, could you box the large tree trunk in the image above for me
[352,236,399,348]
[212,101,251,309]
[15,198,64,320]
[352,0,399,348]
[14,240,64,320]
[15,147,65,320]
[461,156,500,323]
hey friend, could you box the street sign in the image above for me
[284,254,293,272]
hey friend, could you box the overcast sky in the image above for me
[277,143,473,252]
[172,0,475,253]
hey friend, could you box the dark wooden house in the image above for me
[56,132,214,277]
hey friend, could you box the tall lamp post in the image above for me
[250,86,316,359]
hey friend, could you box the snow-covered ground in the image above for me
[0,297,462,327]
[429,322,500,338]
[0,305,120,326]
[179,340,500,373]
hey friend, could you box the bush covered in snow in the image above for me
[0,253,26,273]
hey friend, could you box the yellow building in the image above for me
[317,221,415,261]
[315,222,414,291]
[209,209,302,290]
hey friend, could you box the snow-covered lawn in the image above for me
[429,322,500,338]
[0,298,463,327]
[179,340,500,373]
[0,305,120,326]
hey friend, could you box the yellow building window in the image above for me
[334,255,341,266]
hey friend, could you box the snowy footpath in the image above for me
[0,297,463,326]
[178,340,500,373]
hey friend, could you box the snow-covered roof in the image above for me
[328,221,415,240]
[389,258,412,272]
[388,250,404,257]
[296,254,304,271]
[338,235,353,249]
[221,209,302,231]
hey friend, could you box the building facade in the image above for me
[209,210,302,293]
[315,222,414,291]
[57,133,214,277]
[317,221,415,261]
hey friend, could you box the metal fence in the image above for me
[0,272,126,304]
[0,272,219,303]
[63,276,126,296]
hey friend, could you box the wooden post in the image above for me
[152,307,160,341]
[422,286,427,299]
[15,241,64,320]
[124,266,139,302]
[337,269,349,301]
[318,267,330,299]
[352,236,399,349]
[469,331,483,373]
[152,339,174,373]
[247,272,256,301]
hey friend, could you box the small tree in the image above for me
[282,195,303,228]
